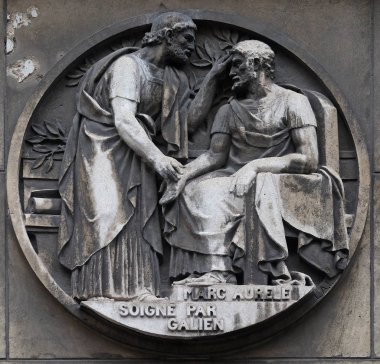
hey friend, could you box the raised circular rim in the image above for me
[6,9,370,356]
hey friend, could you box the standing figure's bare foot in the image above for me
[133,292,168,302]
[172,273,201,285]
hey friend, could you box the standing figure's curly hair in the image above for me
[142,12,197,47]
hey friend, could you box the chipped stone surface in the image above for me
[6,6,39,55]
[7,57,39,82]
[9,6,39,29]
[6,37,14,54]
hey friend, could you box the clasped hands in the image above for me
[152,155,187,205]
[153,155,184,182]
[157,157,257,205]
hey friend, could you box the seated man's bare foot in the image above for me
[172,273,201,285]
[185,271,237,286]
[87,297,115,302]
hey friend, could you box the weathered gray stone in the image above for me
[0,174,6,359]
[2,360,380,364]
[374,175,380,356]
[7,0,371,142]
[0,0,4,171]
[5,0,373,360]
[1,361,379,364]
[8,230,146,359]
[232,219,371,358]
[8,9,363,352]
[374,0,380,172]
[82,285,312,337]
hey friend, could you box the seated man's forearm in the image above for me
[248,126,319,175]
[184,151,225,181]
[250,153,318,175]
[184,133,231,181]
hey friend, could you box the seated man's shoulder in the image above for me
[215,102,233,116]
[275,84,309,103]
[274,85,317,128]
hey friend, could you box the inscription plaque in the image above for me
[82,285,311,336]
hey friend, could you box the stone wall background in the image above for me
[1,0,378,362]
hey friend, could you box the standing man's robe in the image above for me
[58,48,191,300]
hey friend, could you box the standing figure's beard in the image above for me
[166,44,190,66]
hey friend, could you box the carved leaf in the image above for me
[27,119,67,173]
[44,120,60,137]
[31,155,47,169]
[221,28,231,42]
[31,124,47,137]
[190,59,212,67]
[66,57,95,87]
[77,66,88,73]
[26,135,45,144]
[219,41,233,50]
[204,39,216,59]
[230,30,239,44]
[57,124,65,137]
[66,80,80,87]
[192,35,228,68]
[32,144,51,154]
[214,27,240,48]
[66,70,84,79]
[44,156,54,173]
[195,44,211,62]
[207,38,224,61]
[213,27,228,42]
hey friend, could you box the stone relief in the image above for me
[9,11,367,347]
[26,121,66,172]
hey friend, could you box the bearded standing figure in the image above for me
[57,12,228,301]
[162,40,348,286]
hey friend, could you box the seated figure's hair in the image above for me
[233,40,275,79]
[142,12,197,47]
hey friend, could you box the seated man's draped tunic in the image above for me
[58,49,190,300]
[164,85,348,282]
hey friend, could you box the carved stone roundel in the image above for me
[7,11,369,355]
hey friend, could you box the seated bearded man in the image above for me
[161,40,349,286]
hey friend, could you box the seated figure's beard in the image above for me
[232,73,258,98]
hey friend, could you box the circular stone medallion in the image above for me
[7,11,369,355]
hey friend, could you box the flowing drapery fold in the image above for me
[58,47,191,299]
